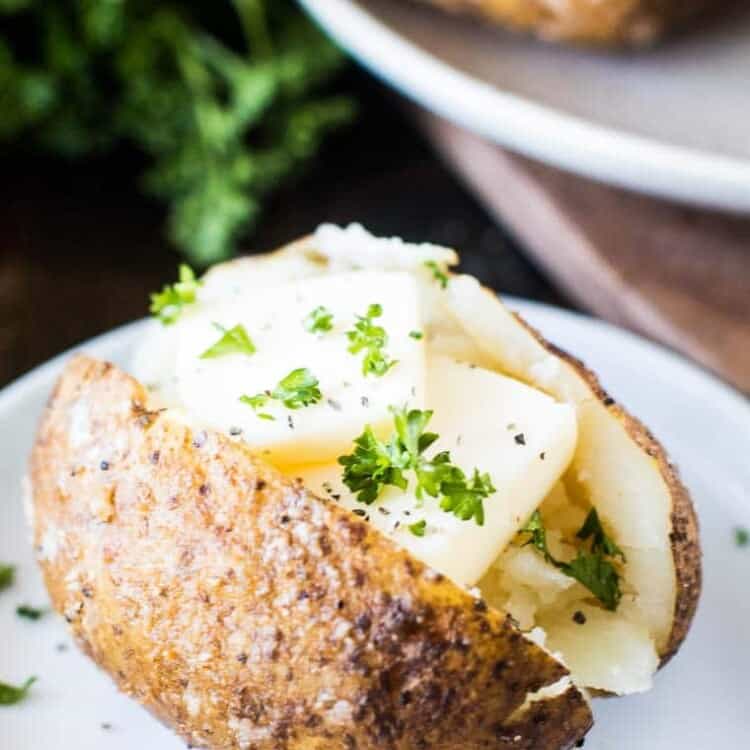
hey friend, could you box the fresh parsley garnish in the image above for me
[0,564,14,592]
[0,1,352,265]
[304,306,334,334]
[0,677,36,705]
[408,520,427,537]
[346,304,397,377]
[424,260,449,289]
[150,264,201,325]
[200,323,256,359]
[409,330,423,340]
[338,407,494,526]
[240,368,322,418]
[736,527,749,547]
[16,605,46,621]
[519,508,624,611]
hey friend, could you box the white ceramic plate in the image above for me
[300,0,750,213]
[2,302,749,748]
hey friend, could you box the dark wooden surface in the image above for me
[422,114,750,392]
[0,73,568,389]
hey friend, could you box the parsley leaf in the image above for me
[408,520,427,537]
[200,323,256,359]
[560,553,622,612]
[0,564,14,592]
[0,677,36,706]
[240,367,322,418]
[519,509,623,611]
[438,469,495,526]
[16,605,46,621]
[736,527,749,548]
[304,306,334,334]
[272,368,323,409]
[338,426,409,505]
[424,260,449,289]
[346,304,397,377]
[577,508,626,562]
[150,264,201,325]
[338,407,493,525]
[409,330,423,340]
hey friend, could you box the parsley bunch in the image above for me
[520,508,625,611]
[338,407,495,526]
[0,1,353,264]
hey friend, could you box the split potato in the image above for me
[28,225,700,748]
[412,0,717,46]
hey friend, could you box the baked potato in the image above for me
[28,224,700,749]
[412,0,717,46]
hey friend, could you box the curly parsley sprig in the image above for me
[338,407,494,526]
[241,367,322,419]
[150,264,202,325]
[519,508,625,611]
[346,304,397,377]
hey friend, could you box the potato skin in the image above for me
[30,355,592,750]
[413,0,716,46]
[512,312,701,666]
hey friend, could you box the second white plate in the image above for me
[301,0,750,213]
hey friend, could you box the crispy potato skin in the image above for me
[512,313,701,666]
[30,356,592,750]
[413,0,716,46]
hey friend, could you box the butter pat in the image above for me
[298,355,577,586]
[173,271,425,467]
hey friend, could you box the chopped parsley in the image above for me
[408,520,427,537]
[736,527,749,548]
[409,330,423,340]
[346,304,397,377]
[0,564,14,592]
[200,323,256,359]
[241,368,322,419]
[304,306,334,334]
[150,264,201,325]
[338,407,494,526]
[16,605,46,621]
[0,677,36,705]
[424,260,449,289]
[519,508,624,611]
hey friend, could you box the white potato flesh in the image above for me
[539,604,659,695]
[170,270,426,467]
[296,355,577,587]
[441,273,676,651]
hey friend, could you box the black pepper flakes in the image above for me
[327,398,342,412]
[572,610,587,625]
[287,415,295,430]
[99,460,110,471]
[100,722,112,731]
[539,452,546,461]
[514,433,526,446]
[229,426,243,436]
[360,396,369,408]
[352,509,366,517]
[603,397,615,407]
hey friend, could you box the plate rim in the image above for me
[299,0,750,213]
